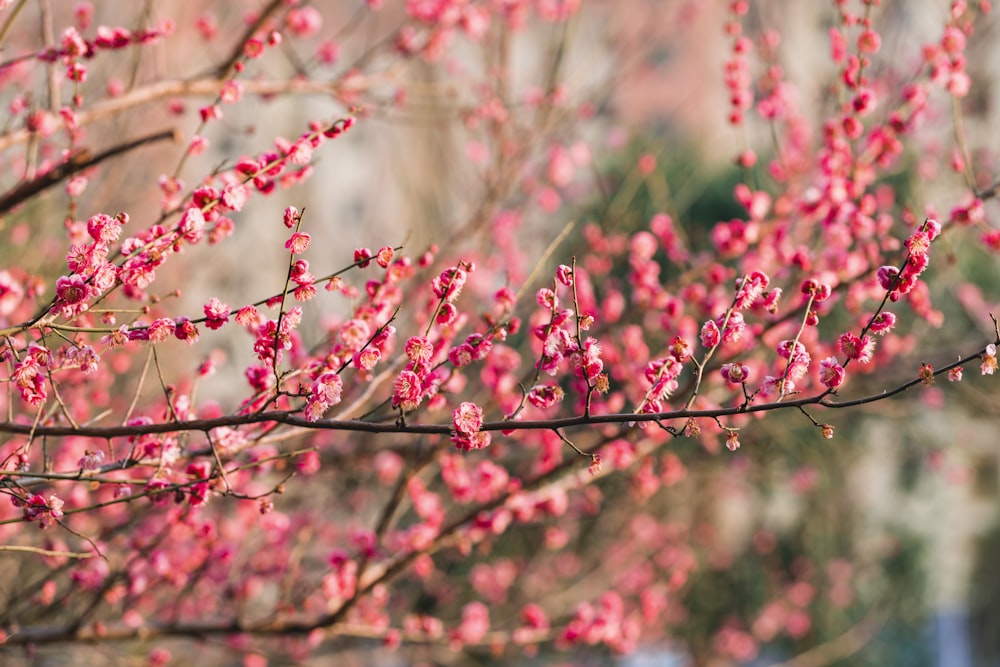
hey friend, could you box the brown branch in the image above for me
[0,339,988,444]
[0,545,94,559]
[214,0,286,77]
[0,128,180,214]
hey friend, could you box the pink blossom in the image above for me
[376,246,394,268]
[818,357,846,388]
[392,370,423,412]
[305,372,344,421]
[286,7,322,37]
[449,343,474,367]
[556,264,574,286]
[721,362,750,384]
[353,347,380,371]
[174,317,200,344]
[147,318,174,342]
[285,232,311,254]
[869,311,897,335]
[432,266,468,302]
[282,206,300,228]
[199,104,222,122]
[982,344,998,375]
[700,319,721,348]
[405,336,434,364]
[203,298,231,330]
[876,265,899,291]
[453,401,484,436]
[576,337,604,381]
[838,332,874,363]
[56,275,90,308]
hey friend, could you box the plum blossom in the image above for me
[304,372,344,422]
[818,357,845,388]
[285,232,311,254]
[202,297,231,330]
[982,344,998,376]
[721,362,750,384]
[700,319,721,348]
[452,401,492,451]
[393,370,423,412]
[838,332,874,363]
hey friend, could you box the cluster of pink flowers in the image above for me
[14,493,65,528]
[722,2,753,127]
[53,24,166,95]
[3,2,1000,664]
[451,401,490,451]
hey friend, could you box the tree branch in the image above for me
[0,128,180,214]
[0,339,986,444]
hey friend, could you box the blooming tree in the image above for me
[0,0,998,664]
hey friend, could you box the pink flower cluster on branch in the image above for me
[0,1,999,664]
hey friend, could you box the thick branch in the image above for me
[0,128,180,214]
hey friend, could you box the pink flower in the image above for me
[720,311,745,343]
[87,213,123,243]
[528,384,564,409]
[405,336,434,364]
[800,279,831,302]
[449,343,474,367]
[432,266,468,302]
[869,311,896,335]
[453,431,492,452]
[556,264,574,286]
[148,318,174,342]
[178,206,205,242]
[453,401,484,436]
[56,275,90,307]
[721,362,750,384]
[857,29,881,54]
[982,344,998,375]
[876,265,899,291]
[436,302,458,325]
[76,449,104,471]
[286,7,322,36]
[576,337,604,381]
[244,37,264,58]
[726,431,741,451]
[818,357,845,388]
[235,305,260,326]
[285,232,311,254]
[221,182,248,212]
[376,246,394,268]
[282,206,300,229]
[392,370,423,412]
[838,332,874,363]
[762,287,782,313]
[735,271,769,309]
[203,297,231,330]
[353,347,380,371]
[305,372,344,421]
[199,104,222,122]
[700,319,721,348]
[188,135,209,155]
[354,247,372,267]
[174,317,200,344]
